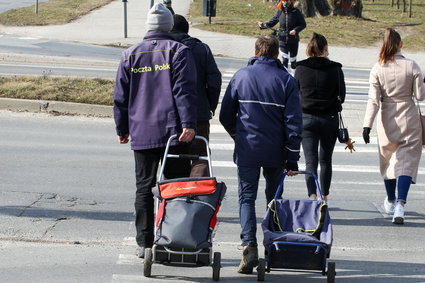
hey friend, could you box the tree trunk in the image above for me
[298,0,331,17]
[332,0,363,17]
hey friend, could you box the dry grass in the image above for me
[0,0,113,26]
[189,0,425,50]
[0,76,114,105]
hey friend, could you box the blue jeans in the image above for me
[384,176,412,203]
[238,166,283,246]
[302,113,338,197]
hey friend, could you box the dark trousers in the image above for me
[237,166,283,246]
[133,144,189,248]
[189,120,210,177]
[302,113,338,197]
[280,39,299,67]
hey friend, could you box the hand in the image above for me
[362,127,371,144]
[179,128,195,142]
[118,134,129,144]
[258,21,266,29]
[285,161,298,176]
[289,30,296,35]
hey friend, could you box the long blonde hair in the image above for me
[378,28,401,64]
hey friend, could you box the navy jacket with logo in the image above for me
[113,31,197,150]
[219,57,302,167]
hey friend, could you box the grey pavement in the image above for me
[0,0,425,69]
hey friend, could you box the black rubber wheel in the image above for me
[257,258,266,281]
[212,252,221,281]
[327,261,336,283]
[143,248,153,277]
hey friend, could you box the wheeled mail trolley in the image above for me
[258,171,336,282]
[143,135,227,281]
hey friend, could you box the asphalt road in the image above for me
[0,0,49,13]
[1,35,425,282]
[1,108,425,282]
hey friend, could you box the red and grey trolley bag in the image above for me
[257,171,336,282]
[143,135,227,281]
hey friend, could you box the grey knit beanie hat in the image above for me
[146,3,173,32]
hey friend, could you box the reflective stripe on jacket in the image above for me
[219,56,302,167]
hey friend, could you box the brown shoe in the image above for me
[237,245,259,274]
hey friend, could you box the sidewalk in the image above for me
[0,0,425,69]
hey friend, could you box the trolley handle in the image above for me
[158,134,213,181]
[274,171,324,201]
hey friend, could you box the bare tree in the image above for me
[331,0,363,17]
[298,0,331,16]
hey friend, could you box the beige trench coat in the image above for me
[363,53,425,183]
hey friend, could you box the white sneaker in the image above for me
[384,197,395,214]
[392,204,404,224]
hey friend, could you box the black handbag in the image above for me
[336,68,349,143]
[337,112,349,143]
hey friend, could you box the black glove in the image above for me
[285,161,298,172]
[363,127,371,144]
[259,23,268,30]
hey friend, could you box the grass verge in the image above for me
[0,76,114,105]
[0,0,113,26]
[189,0,425,50]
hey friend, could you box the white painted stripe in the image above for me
[210,124,227,134]
[239,99,286,108]
[212,161,425,175]
[112,274,144,282]
[122,236,135,246]
[116,254,140,265]
[210,143,380,153]
[345,80,370,85]
[215,241,425,254]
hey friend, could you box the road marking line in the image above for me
[116,254,140,265]
[112,274,144,282]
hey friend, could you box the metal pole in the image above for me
[124,1,128,38]
[35,0,39,14]
[208,0,212,24]
[409,0,412,17]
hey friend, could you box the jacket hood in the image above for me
[170,32,202,45]
[296,57,342,69]
[143,30,175,41]
[248,56,286,70]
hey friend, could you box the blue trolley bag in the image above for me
[261,171,333,271]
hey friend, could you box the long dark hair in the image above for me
[378,28,401,64]
[306,32,328,57]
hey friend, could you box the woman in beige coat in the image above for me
[363,28,425,224]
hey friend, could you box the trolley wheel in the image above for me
[326,261,336,283]
[212,252,221,281]
[257,258,266,281]
[143,248,153,277]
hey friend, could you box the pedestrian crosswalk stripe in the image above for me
[211,161,425,175]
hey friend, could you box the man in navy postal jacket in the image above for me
[220,35,303,274]
[113,3,197,259]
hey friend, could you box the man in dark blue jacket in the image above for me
[113,3,197,258]
[171,14,222,177]
[220,35,302,274]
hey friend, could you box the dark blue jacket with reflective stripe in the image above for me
[219,56,302,167]
[113,31,197,150]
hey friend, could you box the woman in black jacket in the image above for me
[258,0,306,70]
[294,32,346,201]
